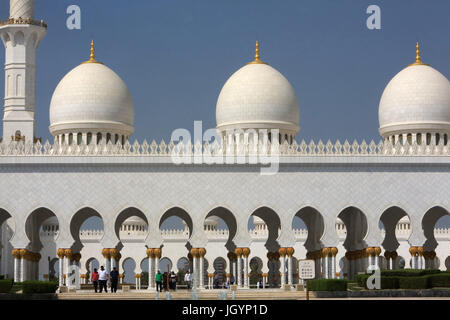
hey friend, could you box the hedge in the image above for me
[0,279,13,293]
[398,276,429,289]
[426,274,450,288]
[380,269,440,277]
[308,279,348,291]
[21,281,58,294]
[354,271,450,290]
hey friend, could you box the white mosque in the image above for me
[0,0,449,291]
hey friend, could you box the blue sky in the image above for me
[1,0,450,229]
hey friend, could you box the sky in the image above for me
[1,0,450,230]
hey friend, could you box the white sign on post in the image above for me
[298,259,315,279]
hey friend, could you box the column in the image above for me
[12,249,20,282]
[146,248,155,289]
[199,248,206,289]
[243,248,250,289]
[19,249,28,282]
[409,247,417,269]
[417,247,424,269]
[235,248,243,287]
[374,247,381,269]
[154,248,161,285]
[57,249,64,287]
[287,247,294,286]
[279,248,287,284]
[262,273,267,289]
[322,248,328,279]
[330,247,338,279]
[391,251,398,269]
[109,249,118,273]
[64,249,72,286]
[102,248,112,273]
[227,252,234,284]
[190,248,198,289]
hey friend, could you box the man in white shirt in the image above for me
[184,271,192,290]
[98,266,109,293]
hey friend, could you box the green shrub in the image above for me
[380,269,440,277]
[426,274,450,288]
[380,276,400,289]
[308,279,348,291]
[354,274,369,287]
[354,274,399,289]
[0,279,13,293]
[398,276,429,289]
[21,281,58,294]
[0,275,4,280]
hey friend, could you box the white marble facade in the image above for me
[0,0,449,290]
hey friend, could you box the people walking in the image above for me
[91,268,99,293]
[163,272,168,291]
[110,267,119,293]
[98,266,108,293]
[170,271,177,290]
[184,270,192,290]
[155,270,163,292]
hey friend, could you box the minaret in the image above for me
[0,0,47,143]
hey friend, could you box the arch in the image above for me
[158,257,173,272]
[212,257,227,288]
[248,206,281,252]
[25,207,58,252]
[0,209,13,232]
[49,257,59,281]
[249,256,263,286]
[379,206,410,252]
[69,207,103,251]
[422,206,449,251]
[204,206,237,252]
[337,206,368,251]
[122,257,137,284]
[114,207,148,240]
[159,207,193,238]
[85,257,100,274]
[398,256,406,269]
[292,206,324,252]
[14,31,25,45]
[177,257,189,273]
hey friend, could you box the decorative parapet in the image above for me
[0,18,47,28]
[0,139,449,158]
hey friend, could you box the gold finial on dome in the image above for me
[409,41,428,66]
[247,41,268,65]
[82,40,102,64]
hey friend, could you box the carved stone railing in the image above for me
[39,224,449,243]
[0,18,47,28]
[1,139,449,158]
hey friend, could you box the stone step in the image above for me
[57,289,309,300]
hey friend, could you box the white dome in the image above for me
[379,46,450,137]
[216,43,299,135]
[42,216,58,226]
[398,216,410,224]
[253,216,265,225]
[49,43,134,137]
[123,216,146,226]
[204,216,219,226]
